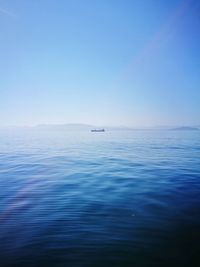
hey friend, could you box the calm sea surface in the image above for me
[0,129,200,267]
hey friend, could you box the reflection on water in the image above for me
[0,129,200,266]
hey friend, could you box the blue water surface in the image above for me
[0,129,200,267]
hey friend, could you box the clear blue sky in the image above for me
[0,0,199,127]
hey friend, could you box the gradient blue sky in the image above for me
[0,0,200,127]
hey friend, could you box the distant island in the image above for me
[170,126,199,131]
[1,124,199,132]
[35,123,95,131]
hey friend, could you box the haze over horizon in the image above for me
[0,0,199,127]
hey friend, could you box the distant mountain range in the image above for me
[170,126,199,131]
[1,124,199,131]
[35,123,94,130]
[35,124,200,131]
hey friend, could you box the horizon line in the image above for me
[0,123,199,130]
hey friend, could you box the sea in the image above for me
[0,128,199,267]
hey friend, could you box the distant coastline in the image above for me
[170,126,199,131]
[0,124,199,132]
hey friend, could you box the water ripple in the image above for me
[0,130,200,266]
